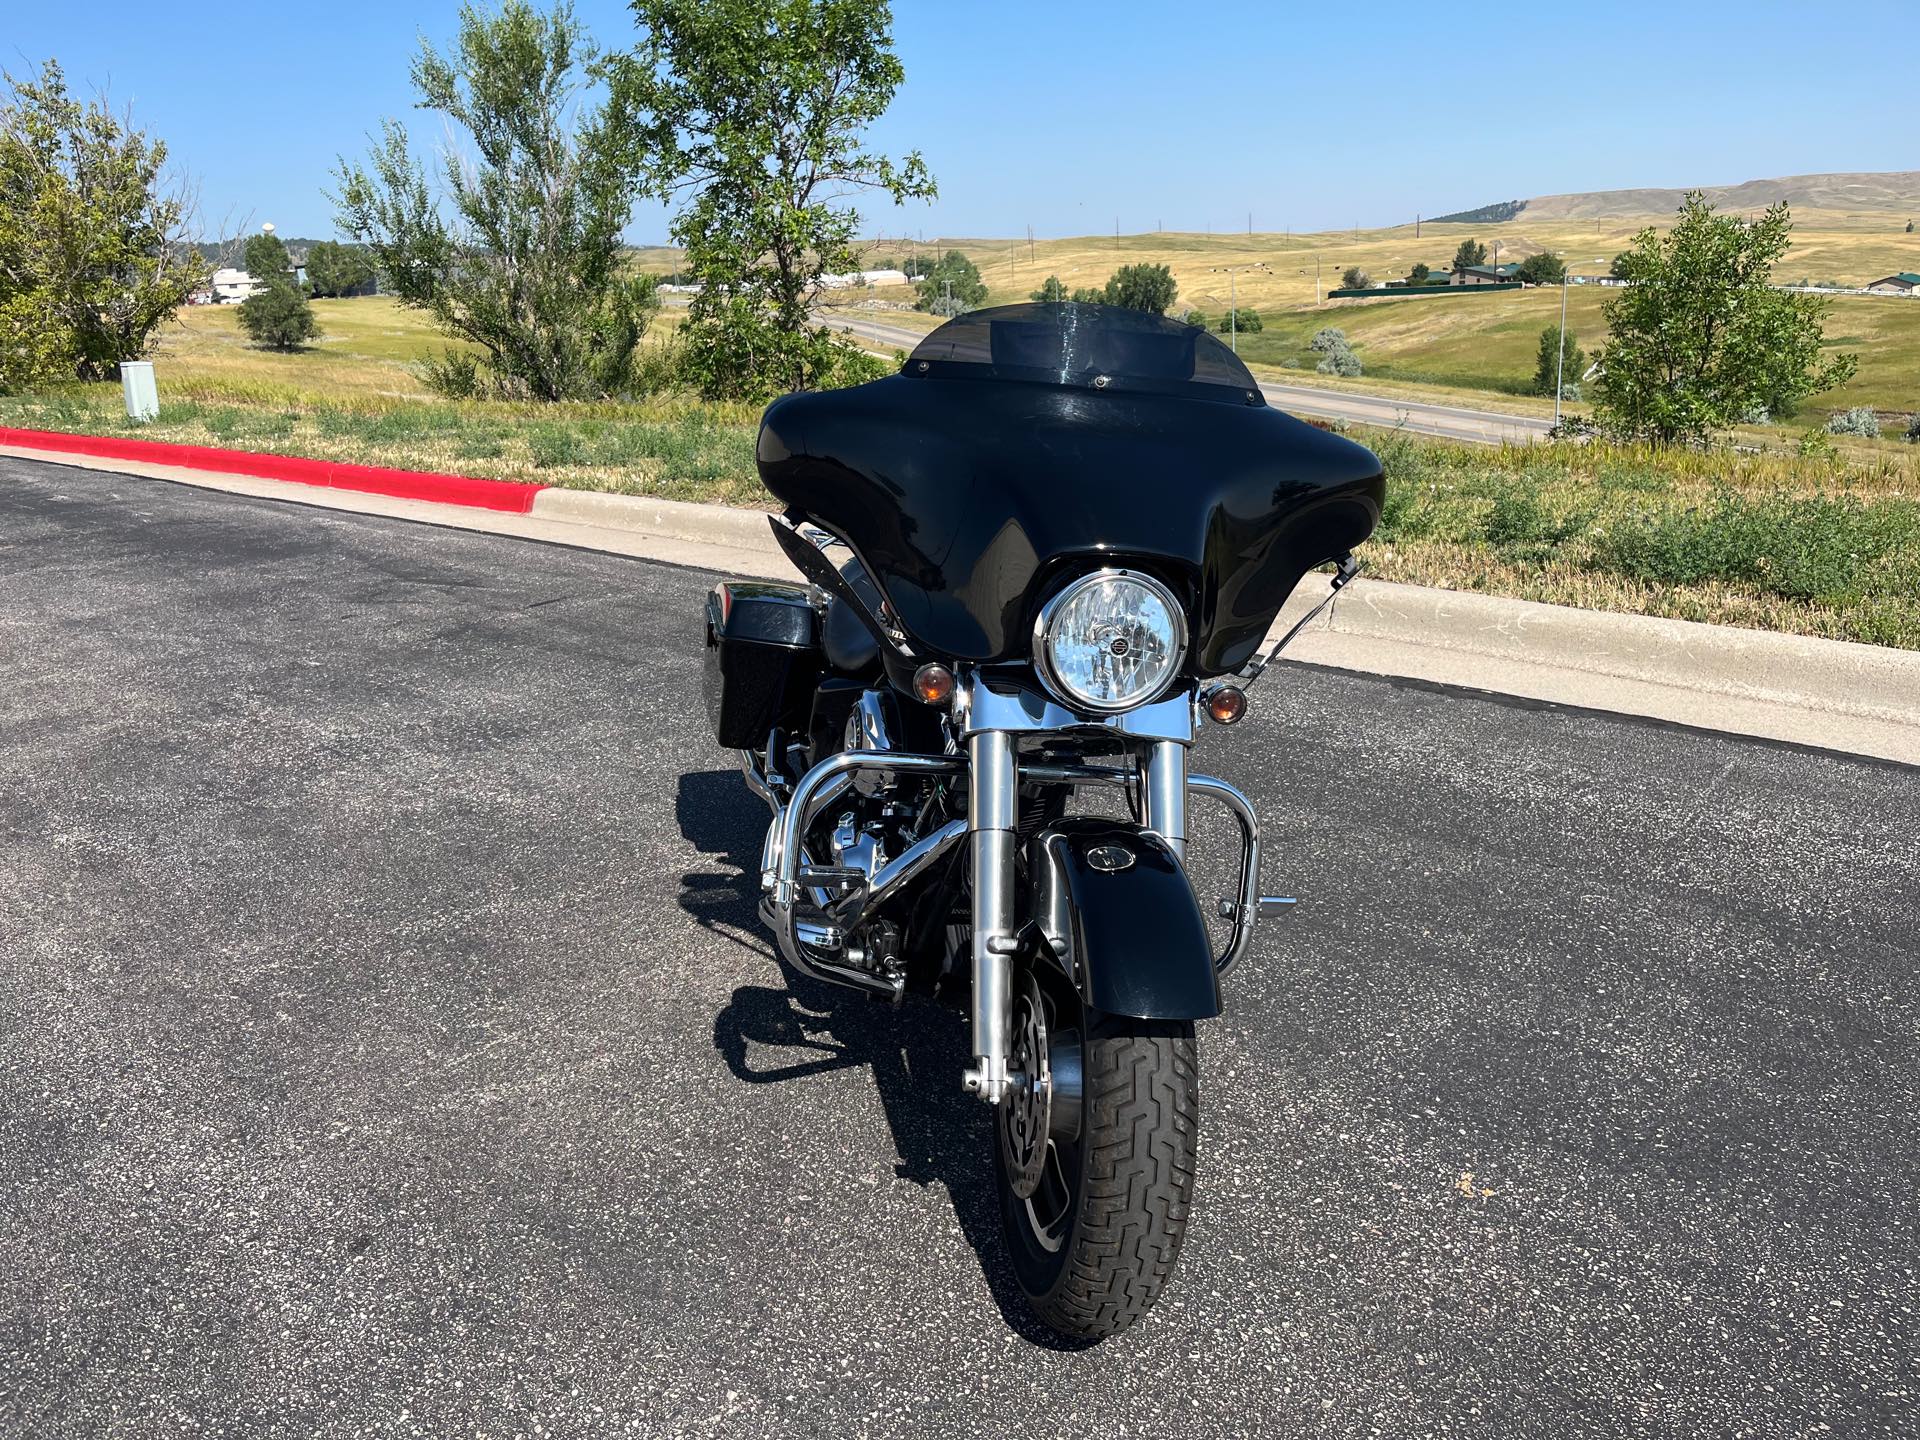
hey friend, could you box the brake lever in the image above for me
[1239,552,1360,687]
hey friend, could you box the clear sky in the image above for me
[6,0,1914,243]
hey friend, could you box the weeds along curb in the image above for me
[0,426,546,514]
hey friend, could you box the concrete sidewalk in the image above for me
[8,439,1917,766]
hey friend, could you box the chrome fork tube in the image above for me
[962,730,1018,1104]
[1143,739,1189,861]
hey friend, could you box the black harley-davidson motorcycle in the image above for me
[703,302,1383,1340]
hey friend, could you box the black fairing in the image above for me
[756,303,1384,675]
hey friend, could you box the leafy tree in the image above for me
[1451,238,1488,272]
[624,0,935,399]
[1183,308,1207,330]
[1069,285,1104,304]
[335,2,656,401]
[1533,324,1583,397]
[0,59,205,389]
[1309,326,1348,352]
[1906,411,1920,442]
[1405,262,1430,286]
[1609,251,1631,280]
[1339,266,1369,291]
[1102,261,1176,314]
[916,249,985,313]
[1515,251,1565,285]
[1220,307,1261,333]
[1592,194,1857,446]
[244,231,292,282]
[1030,274,1068,303]
[238,280,321,349]
[305,239,375,297]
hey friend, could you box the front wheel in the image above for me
[995,969,1200,1340]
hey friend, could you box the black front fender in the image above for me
[1027,818,1221,1021]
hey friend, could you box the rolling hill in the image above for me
[1437,171,1920,223]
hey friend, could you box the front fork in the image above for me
[960,731,1189,1104]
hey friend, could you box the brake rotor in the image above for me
[999,971,1053,1199]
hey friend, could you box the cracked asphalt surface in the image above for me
[2,455,1916,1438]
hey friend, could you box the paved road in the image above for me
[823,311,1554,445]
[3,456,1915,1437]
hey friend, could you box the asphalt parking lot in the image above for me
[2,455,1916,1437]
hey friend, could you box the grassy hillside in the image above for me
[646,204,1920,418]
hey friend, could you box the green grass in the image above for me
[6,292,1920,648]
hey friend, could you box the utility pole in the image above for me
[1026,224,1034,261]
[1416,213,1421,238]
[1114,217,1120,249]
[1247,211,1252,236]
[1316,255,1322,306]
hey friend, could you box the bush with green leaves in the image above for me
[1339,266,1369,291]
[1309,327,1348,353]
[1825,406,1880,437]
[1030,274,1068,303]
[1404,262,1431,286]
[1182,308,1207,330]
[1316,342,1361,377]
[1069,285,1104,304]
[1102,262,1177,314]
[305,240,376,298]
[1218,307,1261,333]
[1907,412,1920,443]
[1515,251,1566,285]
[237,281,321,350]
[915,250,986,313]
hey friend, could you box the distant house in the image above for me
[818,267,911,290]
[1453,263,1523,286]
[1865,272,1920,296]
[209,267,265,304]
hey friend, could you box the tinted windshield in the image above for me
[906,302,1261,402]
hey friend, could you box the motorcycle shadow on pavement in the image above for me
[675,768,1095,1350]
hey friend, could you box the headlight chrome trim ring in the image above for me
[1031,567,1189,715]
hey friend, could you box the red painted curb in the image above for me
[0,426,547,515]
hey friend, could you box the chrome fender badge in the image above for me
[1085,843,1135,873]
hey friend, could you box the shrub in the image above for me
[1316,344,1361,377]
[1339,266,1370,291]
[1907,413,1920,443]
[237,281,321,350]
[1219,307,1262,333]
[915,250,987,313]
[1030,275,1068,303]
[1183,309,1208,330]
[1309,326,1349,353]
[1593,492,1915,603]
[1825,406,1881,437]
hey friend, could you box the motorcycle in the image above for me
[703,302,1383,1340]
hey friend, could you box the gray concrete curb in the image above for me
[8,442,1916,765]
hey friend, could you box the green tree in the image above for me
[305,239,375,297]
[917,249,986,314]
[1451,238,1488,272]
[1069,285,1104,304]
[238,280,321,349]
[1030,273,1067,303]
[1220,306,1261,333]
[334,2,656,401]
[1183,308,1207,330]
[244,231,291,282]
[1533,324,1583,397]
[1102,261,1176,313]
[0,59,205,389]
[624,0,935,399]
[1405,262,1430,285]
[1592,194,1857,445]
[1339,266,1369,291]
[1515,251,1565,285]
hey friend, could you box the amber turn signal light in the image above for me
[1204,684,1248,725]
[913,663,956,707]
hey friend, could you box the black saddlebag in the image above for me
[703,580,823,750]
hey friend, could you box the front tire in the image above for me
[995,976,1200,1341]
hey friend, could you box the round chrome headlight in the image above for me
[1034,570,1187,712]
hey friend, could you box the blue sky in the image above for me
[6,0,1914,243]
